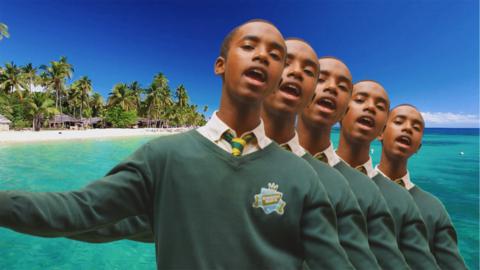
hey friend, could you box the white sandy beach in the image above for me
[0,128,190,144]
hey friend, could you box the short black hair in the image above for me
[318,56,346,63]
[219,19,277,59]
[353,79,384,87]
[391,103,420,112]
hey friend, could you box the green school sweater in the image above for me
[334,161,410,270]
[303,154,380,270]
[409,186,467,270]
[0,130,354,270]
[372,173,440,270]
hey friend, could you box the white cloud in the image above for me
[421,112,479,128]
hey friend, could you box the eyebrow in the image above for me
[394,114,425,127]
[241,35,285,54]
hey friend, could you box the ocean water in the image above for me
[0,128,478,269]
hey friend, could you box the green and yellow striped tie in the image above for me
[280,144,292,152]
[222,130,255,157]
[314,152,328,164]
[355,165,368,176]
[394,178,406,187]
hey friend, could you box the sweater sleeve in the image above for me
[399,199,440,269]
[432,207,468,270]
[367,190,411,270]
[302,176,354,270]
[0,142,155,238]
[335,186,381,270]
[67,215,154,243]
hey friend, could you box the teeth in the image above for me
[251,69,265,80]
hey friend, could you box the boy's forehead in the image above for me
[353,81,388,99]
[286,40,318,63]
[390,106,424,123]
[234,22,284,44]
[318,58,352,81]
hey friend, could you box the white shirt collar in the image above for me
[314,142,341,167]
[197,111,271,149]
[374,165,415,190]
[279,132,306,157]
[337,155,377,178]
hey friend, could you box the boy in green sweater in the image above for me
[290,57,379,269]
[376,104,467,269]
[0,20,351,269]
[298,61,408,269]
[336,80,439,269]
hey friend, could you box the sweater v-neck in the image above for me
[189,129,278,166]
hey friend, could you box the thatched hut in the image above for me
[48,114,81,129]
[0,114,11,131]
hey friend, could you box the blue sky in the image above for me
[1,0,478,127]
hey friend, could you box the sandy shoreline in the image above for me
[0,128,190,144]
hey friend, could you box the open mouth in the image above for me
[356,116,375,128]
[317,97,337,110]
[279,82,301,97]
[244,68,267,84]
[395,135,412,147]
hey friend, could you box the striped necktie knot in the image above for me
[222,130,255,156]
[394,178,406,187]
[355,165,368,176]
[280,144,292,152]
[314,152,328,164]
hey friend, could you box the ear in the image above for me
[377,124,386,141]
[214,56,225,76]
[416,143,422,153]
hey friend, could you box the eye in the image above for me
[376,104,386,111]
[304,69,315,77]
[354,97,364,103]
[393,120,402,125]
[270,52,281,61]
[241,44,254,51]
[413,125,421,131]
[339,84,348,92]
[318,78,325,83]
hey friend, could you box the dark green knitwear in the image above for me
[302,154,380,270]
[334,161,409,269]
[0,130,354,270]
[409,186,467,270]
[372,173,440,270]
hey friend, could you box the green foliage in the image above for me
[0,23,9,41]
[104,106,137,128]
[0,60,209,129]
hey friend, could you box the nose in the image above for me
[253,46,269,66]
[363,99,376,115]
[286,61,302,81]
[323,79,337,96]
[402,123,413,135]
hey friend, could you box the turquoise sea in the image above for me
[0,128,478,269]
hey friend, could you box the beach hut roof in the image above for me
[0,114,11,124]
[50,114,79,123]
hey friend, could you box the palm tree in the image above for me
[90,92,104,117]
[0,23,9,41]
[129,81,143,113]
[21,63,39,93]
[74,76,93,118]
[108,83,136,111]
[175,84,189,108]
[0,62,28,99]
[40,57,74,116]
[27,92,57,131]
[67,85,81,118]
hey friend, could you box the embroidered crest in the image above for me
[252,182,286,215]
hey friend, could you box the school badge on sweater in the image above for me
[252,182,286,215]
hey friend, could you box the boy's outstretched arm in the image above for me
[0,142,155,238]
[67,215,154,243]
